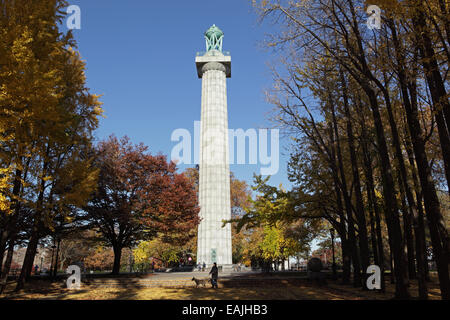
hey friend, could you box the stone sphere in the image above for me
[307,258,323,272]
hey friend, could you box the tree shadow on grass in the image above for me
[0,279,91,300]
[149,278,369,300]
[0,275,146,300]
[1,274,442,300]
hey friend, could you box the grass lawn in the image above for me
[0,274,443,300]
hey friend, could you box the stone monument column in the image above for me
[195,25,232,267]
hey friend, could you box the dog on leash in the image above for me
[191,277,210,288]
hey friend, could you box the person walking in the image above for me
[202,262,206,272]
[209,263,218,288]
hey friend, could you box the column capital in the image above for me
[195,52,231,78]
[201,61,227,75]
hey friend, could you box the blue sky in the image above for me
[64,0,292,190]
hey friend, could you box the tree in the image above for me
[133,238,181,269]
[84,246,114,272]
[85,136,199,274]
[260,223,301,270]
[241,226,266,269]
[232,175,321,270]
[314,238,343,266]
[57,230,98,271]
[250,0,449,299]
[0,0,102,291]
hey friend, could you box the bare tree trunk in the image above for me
[15,228,39,291]
[329,117,351,284]
[366,194,379,266]
[434,108,450,193]
[0,236,16,294]
[358,110,386,291]
[389,12,450,298]
[112,245,122,275]
[52,239,61,278]
[389,248,395,284]
[343,1,409,296]
[403,205,417,280]
[404,68,449,299]
[365,88,409,298]
[377,59,418,283]
[0,230,7,277]
[386,20,429,298]
[405,126,430,287]
[404,135,429,299]
[361,147,385,291]
[331,101,361,287]
[15,162,46,292]
[341,75,370,287]
[0,168,23,277]
[413,3,450,194]
[396,172,416,280]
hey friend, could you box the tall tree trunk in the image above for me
[360,135,385,292]
[396,172,416,280]
[0,230,7,277]
[0,168,23,277]
[404,125,429,298]
[407,77,431,284]
[387,20,429,297]
[112,245,122,275]
[433,108,450,193]
[413,3,450,193]
[356,103,386,291]
[334,185,351,284]
[389,248,395,284]
[403,206,417,280]
[367,197,379,265]
[341,238,352,284]
[389,14,450,298]
[15,159,47,292]
[15,228,40,291]
[331,100,361,287]
[377,63,418,283]
[436,0,450,48]
[403,64,450,299]
[328,117,351,284]
[340,74,370,286]
[365,88,409,298]
[340,2,409,296]
[52,239,61,278]
[0,235,16,294]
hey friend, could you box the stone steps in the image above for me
[81,277,309,288]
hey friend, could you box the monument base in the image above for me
[218,264,234,272]
[200,264,234,272]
